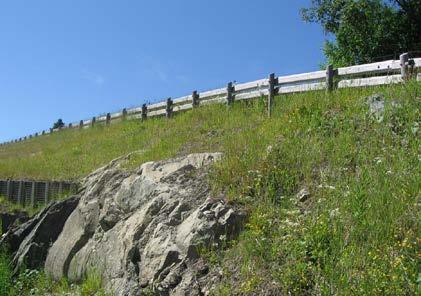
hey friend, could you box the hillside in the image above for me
[1,82,420,295]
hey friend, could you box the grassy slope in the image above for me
[0,83,420,295]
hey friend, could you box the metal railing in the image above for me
[0,180,78,207]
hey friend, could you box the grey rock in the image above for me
[43,153,245,295]
[366,94,385,122]
[296,187,310,202]
[0,196,79,273]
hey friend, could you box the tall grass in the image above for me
[0,82,420,294]
[0,254,107,296]
[211,82,420,295]
[0,250,12,296]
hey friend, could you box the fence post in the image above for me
[6,180,11,200]
[106,113,111,125]
[122,108,128,120]
[326,64,335,92]
[141,104,148,121]
[227,82,235,105]
[192,91,200,108]
[166,98,173,118]
[17,181,23,205]
[30,181,35,208]
[400,53,409,81]
[268,73,277,117]
[79,120,84,129]
[91,116,96,127]
[59,182,63,197]
[44,182,49,204]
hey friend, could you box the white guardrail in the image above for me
[1,53,420,145]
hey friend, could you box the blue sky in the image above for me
[0,0,325,142]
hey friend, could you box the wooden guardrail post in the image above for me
[326,64,335,92]
[141,104,148,121]
[192,91,200,108]
[91,116,96,127]
[106,113,111,125]
[79,120,84,129]
[30,181,35,207]
[166,98,173,118]
[227,82,235,105]
[122,108,128,120]
[400,53,409,80]
[268,73,277,117]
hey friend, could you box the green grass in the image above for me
[0,82,420,295]
[0,195,44,217]
[0,202,104,295]
[0,248,107,296]
[0,250,12,296]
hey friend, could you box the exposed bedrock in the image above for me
[38,153,245,295]
[1,196,80,273]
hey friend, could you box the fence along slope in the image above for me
[0,179,77,207]
[1,52,420,145]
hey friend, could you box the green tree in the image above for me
[53,118,65,129]
[301,0,421,67]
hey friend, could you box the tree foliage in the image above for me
[53,119,65,129]
[301,0,421,66]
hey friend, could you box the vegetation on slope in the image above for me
[0,196,45,217]
[0,231,106,296]
[211,83,420,295]
[0,82,420,295]
[0,256,106,296]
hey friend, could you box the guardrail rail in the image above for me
[1,52,420,145]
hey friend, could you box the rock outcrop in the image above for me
[1,153,244,295]
[1,196,79,273]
